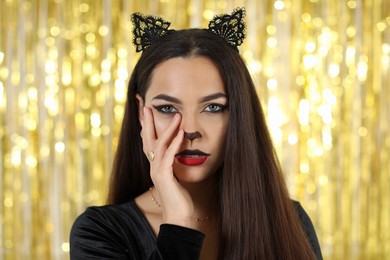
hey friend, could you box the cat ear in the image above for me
[131,8,246,52]
[208,8,246,48]
[131,13,174,52]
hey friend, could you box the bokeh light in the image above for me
[0,0,389,259]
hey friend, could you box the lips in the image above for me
[175,149,210,166]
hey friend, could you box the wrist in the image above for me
[163,215,197,229]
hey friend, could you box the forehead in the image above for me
[145,56,225,100]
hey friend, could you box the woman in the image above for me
[70,8,322,259]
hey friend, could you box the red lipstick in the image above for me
[176,156,208,166]
[176,149,210,166]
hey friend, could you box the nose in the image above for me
[184,131,202,141]
[180,112,202,143]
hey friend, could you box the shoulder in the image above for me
[70,202,155,259]
[293,201,314,231]
[292,201,323,260]
[71,202,148,235]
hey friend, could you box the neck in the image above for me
[179,178,218,218]
[150,177,218,220]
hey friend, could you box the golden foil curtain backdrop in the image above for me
[0,0,389,259]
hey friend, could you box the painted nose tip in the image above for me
[184,131,202,141]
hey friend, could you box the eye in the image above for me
[153,105,179,114]
[203,104,226,113]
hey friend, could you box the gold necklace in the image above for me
[149,187,212,222]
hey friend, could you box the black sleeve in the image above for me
[155,224,205,259]
[295,202,323,260]
[69,207,205,259]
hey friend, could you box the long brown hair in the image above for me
[108,29,316,259]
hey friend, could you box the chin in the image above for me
[173,164,215,184]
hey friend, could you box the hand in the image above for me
[141,107,195,227]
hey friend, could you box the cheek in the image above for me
[217,123,228,146]
[204,116,228,145]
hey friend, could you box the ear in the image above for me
[135,94,144,126]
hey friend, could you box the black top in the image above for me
[70,201,322,259]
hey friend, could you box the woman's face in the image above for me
[138,56,228,183]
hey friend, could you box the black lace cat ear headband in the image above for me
[131,7,246,52]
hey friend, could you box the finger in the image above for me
[151,129,184,193]
[139,118,144,139]
[163,129,184,165]
[151,129,184,182]
[143,107,157,152]
[153,113,182,161]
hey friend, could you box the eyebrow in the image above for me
[152,92,227,104]
[199,92,227,103]
[152,94,182,104]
